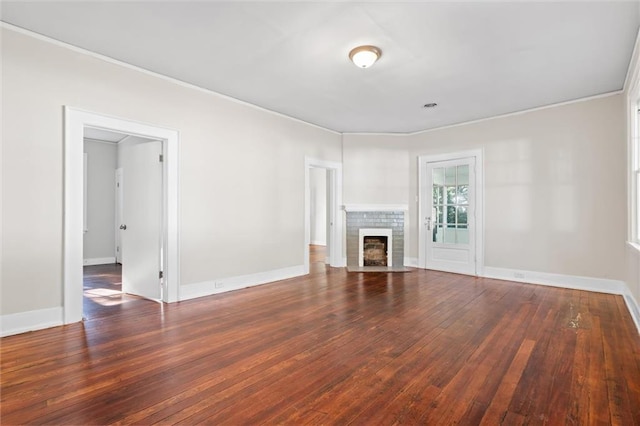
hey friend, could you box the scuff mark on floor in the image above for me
[566,302,585,330]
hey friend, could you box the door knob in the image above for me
[120,224,127,230]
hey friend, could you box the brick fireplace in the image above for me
[344,205,409,272]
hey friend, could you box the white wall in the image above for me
[83,139,117,262]
[342,135,410,205]
[343,95,626,285]
[1,27,342,316]
[309,167,326,246]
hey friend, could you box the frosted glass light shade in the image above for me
[349,45,381,68]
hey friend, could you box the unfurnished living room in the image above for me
[2,1,640,424]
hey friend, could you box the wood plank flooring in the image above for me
[82,263,152,320]
[2,247,640,424]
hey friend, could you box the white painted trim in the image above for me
[0,307,63,337]
[418,149,485,276]
[404,257,419,268]
[180,265,306,301]
[483,267,626,294]
[628,241,640,254]
[304,157,345,274]
[83,153,88,232]
[622,287,640,334]
[623,26,640,93]
[65,107,180,325]
[83,257,116,266]
[343,204,409,212]
[83,137,119,145]
[310,240,327,246]
[1,23,339,136]
[358,228,393,267]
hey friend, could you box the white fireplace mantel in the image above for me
[343,204,409,212]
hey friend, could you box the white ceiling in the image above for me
[2,1,639,133]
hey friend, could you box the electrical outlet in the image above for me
[214,282,224,289]
[514,272,525,279]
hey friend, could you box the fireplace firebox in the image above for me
[363,236,388,266]
[358,228,393,267]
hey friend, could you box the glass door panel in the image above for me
[431,164,469,245]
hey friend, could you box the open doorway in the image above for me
[65,107,179,325]
[82,128,164,319]
[309,167,328,270]
[304,157,344,274]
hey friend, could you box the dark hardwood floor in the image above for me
[2,247,639,424]
[82,263,156,320]
[309,244,326,264]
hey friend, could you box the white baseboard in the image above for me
[404,257,419,267]
[1,307,63,337]
[483,266,627,295]
[180,264,306,301]
[83,257,116,266]
[310,241,326,246]
[622,286,640,334]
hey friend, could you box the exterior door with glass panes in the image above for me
[425,157,476,275]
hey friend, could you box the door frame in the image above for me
[64,107,180,324]
[418,149,484,275]
[304,157,345,273]
[114,167,123,264]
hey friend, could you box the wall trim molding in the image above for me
[483,266,627,294]
[1,307,63,337]
[83,257,116,266]
[623,25,640,92]
[343,204,409,212]
[622,286,640,334]
[180,265,306,301]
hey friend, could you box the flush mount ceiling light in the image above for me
[349,45,382,68]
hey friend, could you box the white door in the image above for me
[114,168,123,264]
[325,169,333,264]
[120,139,163,300]
[423,157,476,275]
